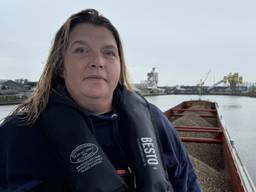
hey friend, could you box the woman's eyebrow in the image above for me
[103,45,118,51]
[69,40,87,48]
[69,40,118,52]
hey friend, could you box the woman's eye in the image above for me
[104,50,116,57]
[73,47,88,54]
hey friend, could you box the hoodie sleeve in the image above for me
[149,104,201,192]
[0,117,44,191]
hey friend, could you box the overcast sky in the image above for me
[0,0,255,86]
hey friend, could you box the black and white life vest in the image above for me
[39,85,173,192]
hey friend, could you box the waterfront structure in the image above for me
[0,79,36,105]
[134,68,164,95]
[207,73,243,92]
[147,67,158,89]
[134,71,255,97]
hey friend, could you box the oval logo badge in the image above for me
[70,143,98,164]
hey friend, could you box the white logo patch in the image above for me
[70,143,98,164]
[70,143,103,173]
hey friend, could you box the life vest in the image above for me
[39,86,173,191]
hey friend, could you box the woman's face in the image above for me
[63,23,121,106]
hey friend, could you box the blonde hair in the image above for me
[12,9,133,124]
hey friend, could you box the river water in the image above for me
[0,95,255,185]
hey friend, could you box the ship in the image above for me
[164,100,256,192]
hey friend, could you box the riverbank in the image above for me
[0,95,27,105]
[0,91,255,105]
[142,92,256,98]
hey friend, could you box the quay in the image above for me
[0,94,28,105]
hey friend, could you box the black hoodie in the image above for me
[0,85,200,192]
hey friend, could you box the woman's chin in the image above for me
[82,88,111,99]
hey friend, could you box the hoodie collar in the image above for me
[49,84,125,120]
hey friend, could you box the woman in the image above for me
[0,9,201,192]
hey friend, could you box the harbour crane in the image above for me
[197,70,211,96]
[198,70,211,87]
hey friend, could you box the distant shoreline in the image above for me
[0,95,27,106]
[1,92,255,106]
[143,92,256,98]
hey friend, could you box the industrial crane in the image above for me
[207,73,243,92]
[197,70,211,96]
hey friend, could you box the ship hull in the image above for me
[164,100,255,192]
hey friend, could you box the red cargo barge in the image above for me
[164,100,255,192]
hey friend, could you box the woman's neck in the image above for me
[76,96,113,115]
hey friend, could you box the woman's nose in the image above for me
[89,53,104,69]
